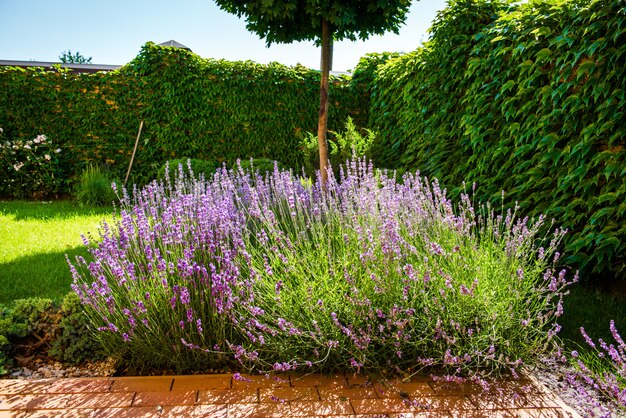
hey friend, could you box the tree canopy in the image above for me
[59,50,92,64]
[214,0,412,45]
[214,0,413,185]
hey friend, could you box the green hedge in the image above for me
[369,0,626,282]
[0,42,368,187]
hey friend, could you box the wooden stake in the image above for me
[124,120,144,186]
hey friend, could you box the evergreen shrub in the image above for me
[0,295,107,371]
[232,158,285,175]
[49,292,106,364]
[158,159,221,181]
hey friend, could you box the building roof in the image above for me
[158,40,192,51]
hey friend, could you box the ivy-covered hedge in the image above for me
[0,42,367,186]
[369,0,626,282]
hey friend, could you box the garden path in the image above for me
[0,372,580,417]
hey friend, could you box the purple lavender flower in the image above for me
[67,156,573,380]
[233,372,250,382]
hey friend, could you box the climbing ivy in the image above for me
[0,42,367,186]
[369,0,626,282]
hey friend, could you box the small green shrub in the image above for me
[301,117,376,177]
[0,337,8,374]
[0,298,55,373]
[75,164,116,207]
[232,158,285,175]
[0,295,106,370]
[0,306,14,374]
[158,158,220,181]
[10,298,55,333]
[49,292,105,364]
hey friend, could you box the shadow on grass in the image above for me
[560,282,626,352]
[0,200,113,221]
[0,246,92,305]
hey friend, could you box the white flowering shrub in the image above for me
[0,129,65,199]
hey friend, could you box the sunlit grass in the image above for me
[0,200,112,304]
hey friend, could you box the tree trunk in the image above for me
[317,18,332,188]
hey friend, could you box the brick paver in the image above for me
[198,388,259,404]
[171,374,231,391]
[318,386,378,400]
[132,390,197,407]
[0,372,580,417]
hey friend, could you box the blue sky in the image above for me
[0,0,447,72]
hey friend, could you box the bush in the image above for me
[301,117,376,177]
[0,298,55,373]
[49,292,105,364]
[75,164,117,207]
[0,295,106,371]
[69,158,574,379]
[0,130,66,199]
[232,158,285,176]
[0,306,13,374]
[564,321,626,416]
[158,159,220,182]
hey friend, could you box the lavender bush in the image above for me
[564,322,626,416]
[68,158,575,377]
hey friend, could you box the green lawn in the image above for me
[560,282,626,353]
[0,200,112,305]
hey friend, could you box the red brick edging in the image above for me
[0,372,581,417]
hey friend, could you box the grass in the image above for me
[559,282,626,371]
[560,283,626,349]
[0,200,111,305]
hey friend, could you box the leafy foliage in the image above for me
[213,0,412,185]
[302,116,376,177]
[0,298,54,373]
[0,130,67,199]
[59,51,93,64]
[369,0,626,282]
[0,295,105,369]
[49,292,105,364]
[158,158,221,181]
[213,0,412,45]
[0,42,366,190]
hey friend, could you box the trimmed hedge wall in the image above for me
[0,42,367,186]
[369,0,626,282]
